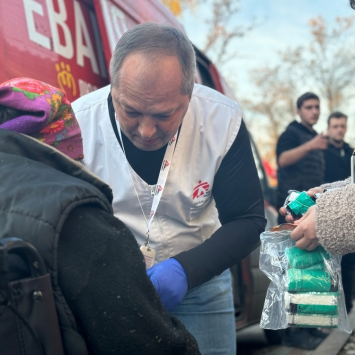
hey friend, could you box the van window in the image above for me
[196,57,216,89]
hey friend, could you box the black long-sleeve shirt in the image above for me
[108,94,266,289]
[323,142,353,183]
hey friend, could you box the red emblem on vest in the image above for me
[193,180,210,199]
[161,160,170,170]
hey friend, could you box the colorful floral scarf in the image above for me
[0,78,83,160]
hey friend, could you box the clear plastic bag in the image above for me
[259,226,351,333]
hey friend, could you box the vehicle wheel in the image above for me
[263,329,285,345]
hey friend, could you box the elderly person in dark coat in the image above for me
[0,77,200,355]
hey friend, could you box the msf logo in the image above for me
[193,180,210,201]
[161,160,169,171]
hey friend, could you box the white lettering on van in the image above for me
[74,1,99,75]
[45,0,74,59]
[99,0,128,52]
[23,0,50,49]
[78,79,98,96]
[111,6,128,40]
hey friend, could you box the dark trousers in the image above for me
[342,253,355,313]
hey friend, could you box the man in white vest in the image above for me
[73,23,266,355]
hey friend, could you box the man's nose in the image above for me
[312,107,319,114]
[138,116,157,139]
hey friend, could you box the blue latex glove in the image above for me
[147,258,188,311]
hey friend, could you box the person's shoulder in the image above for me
[72,85,110,114]
[285,120,302,132]
[344,141,354,153]
[279,121,301,138]
[191,84,241,113]
[276,121,300,153]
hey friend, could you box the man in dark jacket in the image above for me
[276,92,328,224]
[324,111,353,183]
[0,78,200,355]
[324,111,354,314]
[276,92,328,350]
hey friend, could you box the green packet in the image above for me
[287,269,337,292]
[285,246,330,269]
[287,191,315,216]
[287,313,338,328]
[305,263,325,271]
[290,303,338,315]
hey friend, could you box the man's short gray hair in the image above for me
[110,22,196,96]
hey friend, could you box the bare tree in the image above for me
[202,0,254,64]
[244,16,355,165]
[304,16,355,112]
[162,0,255,65]
[242,50,302,165]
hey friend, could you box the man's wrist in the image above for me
[304,141,312,153]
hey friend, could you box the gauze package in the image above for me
[259,227,351,333]
[283,190,316,218]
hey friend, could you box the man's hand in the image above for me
[306,134,328,151]
[278,135,328,168]
[290,206,319,250]
[279,186,324,223]
[147,258,188,311]
[279,206,296,223]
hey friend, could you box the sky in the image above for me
[179,0,355,146]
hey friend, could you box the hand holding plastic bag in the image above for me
[259,223,351,333]
[290,206,319,251]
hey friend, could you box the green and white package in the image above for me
[287,191,315,216]
[285,291,338,307]
[285,291,338,315]
[287,313,338,328]
[287,269,337,292]
[259,227,350,333]
[285,246,330,269]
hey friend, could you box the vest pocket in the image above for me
[188,199,212,221]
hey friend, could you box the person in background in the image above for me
[73,23,266,355]
[276,92,328,225]
[289,0,355,258]
[324,111,353,183]
[0,77,200,355]
[319,111,353,313]
[276,92,328,349]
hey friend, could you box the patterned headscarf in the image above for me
[0,78,83,160]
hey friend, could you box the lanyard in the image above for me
[115,118,177,247]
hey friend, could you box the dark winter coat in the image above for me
[277,120,325,208]
[0,129,200,355]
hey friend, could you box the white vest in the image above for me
[73,84,242,263]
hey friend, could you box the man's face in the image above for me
[327,117,347,143]
[297,98,320,127]
[111,52,191,151]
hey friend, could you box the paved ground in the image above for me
[339,333,355,355]
[237,314,355,355]
[237,324,315,355]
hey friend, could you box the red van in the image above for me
[0,0,278,335]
